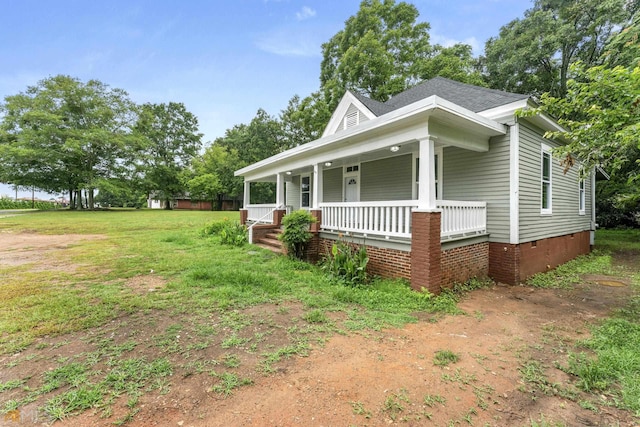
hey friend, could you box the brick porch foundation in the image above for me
[490,231,591,285]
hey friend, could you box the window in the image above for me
[541,144,552,214]
[346,165,359,173]
[578,179,585,215]
[301,175,310,208]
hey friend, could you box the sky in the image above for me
[0,0,533,199]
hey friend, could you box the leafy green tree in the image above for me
[279,92,332,147]
[180,144,244,209]
[0,75,137,209]
[483,0,631,97]
[416,44,485,86]
[602,11,640,67]
[94,178,147,208]
[320,0,432,106]
[527,63,640,205]
[135,102,202,209]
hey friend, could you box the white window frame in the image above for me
[578,178,586,215]
[300,174,311,209]
[541,143,552,215]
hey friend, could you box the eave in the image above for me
[235,96,507,181]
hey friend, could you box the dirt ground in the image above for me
[1,232,639,427]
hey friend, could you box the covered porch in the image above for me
[235,96,507,292]
[243,199,487,242]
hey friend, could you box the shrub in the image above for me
[279,210,317,259]
[202,219,246,246]
[201,219,228,236]
[322,240,369,286]
[219,220,247,246]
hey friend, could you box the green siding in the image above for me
[360,154,413,201]
[518,120,592,242]
[323,167,343,202]
[443,134,511,242]
[286,176,300,210]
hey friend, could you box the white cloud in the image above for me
[296,6,316,21]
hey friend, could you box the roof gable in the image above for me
[321,91,378,137]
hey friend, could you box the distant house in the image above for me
[147,193,212,211]
[234,77,594,293]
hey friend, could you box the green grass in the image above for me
[595,228,640,252]
[0,210,461,355]
[1,212,639,423]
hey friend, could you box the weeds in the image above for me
[210,372,253,396]
[433,349,460,366]
[382,389,410,421]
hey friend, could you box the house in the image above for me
[234,77,594,293]
[147,193,212,210]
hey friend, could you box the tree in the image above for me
[416,43,485,86]
[279,92,332,147]
[181,144,242,209]
[135,102,202,209]
[0,75,137,209]
[526,62,640,201]
[483,0,631,97]
[602,11,640,67]
[320,0,432,107]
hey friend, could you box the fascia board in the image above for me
[235,96,506,178]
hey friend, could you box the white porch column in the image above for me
[276,173,285,208]
[312,163,323,209]
[417,137,437,210]
[243,181,250,207]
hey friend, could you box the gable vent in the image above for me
[343,110,359,129]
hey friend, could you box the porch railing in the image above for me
[246,204,277,223]
[319,200,487,240]
[437,200,487,239]
[320,201,417,239]
[246,204,293,223]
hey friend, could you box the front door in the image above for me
[344,176,358,202]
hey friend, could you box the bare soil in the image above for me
[1,232,638,427]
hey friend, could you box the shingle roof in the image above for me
[357,77,529,116]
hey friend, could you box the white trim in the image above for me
[590,171,596,245]
[541,143,552,215]
[243,181,250,207]
[509,123,520,244]
[413,147,443,201]
[276,173,285,208]
[322,91,377,137]
[300,174,311,209]
[578,178,586,216]
[312,164,323,209]
[342,164,360,202]
[417,138,436,210]
[235,95,506,181]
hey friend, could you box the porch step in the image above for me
[255,242,284,254]
[253,228,286,255]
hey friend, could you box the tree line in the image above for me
[1,0,638,222]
